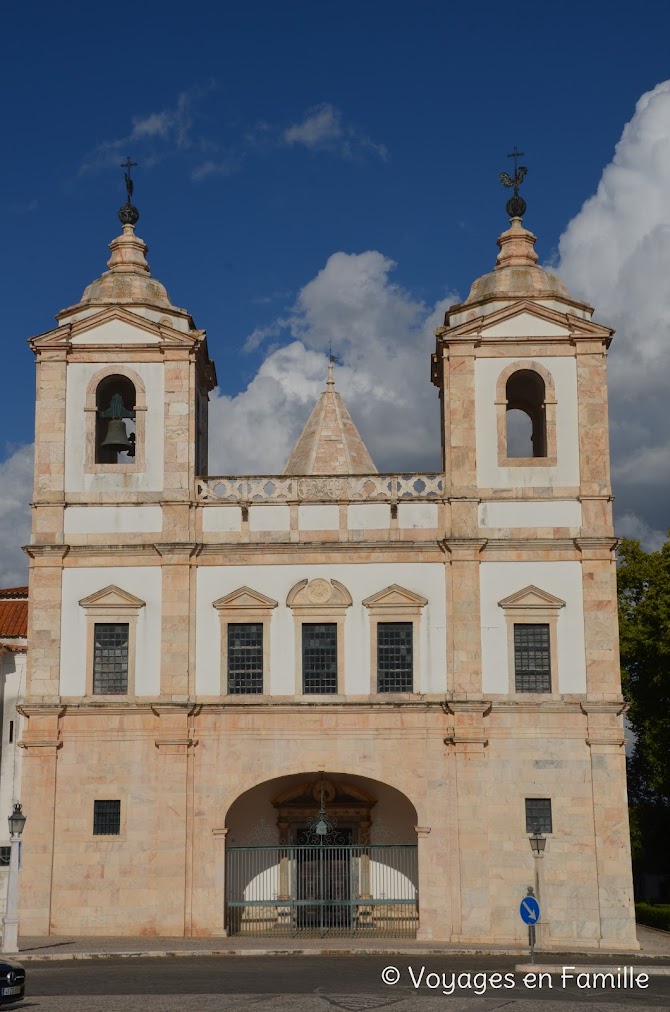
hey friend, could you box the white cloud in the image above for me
[80,86,208,174]
[209,251,452,474]
[0,445,33,588]
[557,80,670,536]
[282,103,388,161]
[191,157,241,182]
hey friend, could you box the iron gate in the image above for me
[226,845,418,937]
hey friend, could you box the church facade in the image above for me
[18,190,637,948]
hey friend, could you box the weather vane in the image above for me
[118,156,139,226]
[499,147,528,218]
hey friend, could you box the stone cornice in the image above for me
[23,544,70,560]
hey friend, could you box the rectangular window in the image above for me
[377,622,413,692]
[525,798,552,834]
[514,623,551,692]
[93,623,129,694]
[8,720,13,744]
[0,847,9,866]
[93,800,121,836]
[302,623,337,694]
[227,623,263,694]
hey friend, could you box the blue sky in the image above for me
[1,0,670,581]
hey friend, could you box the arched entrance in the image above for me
[224,772,419,938]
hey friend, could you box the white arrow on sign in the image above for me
[522,900,538,922]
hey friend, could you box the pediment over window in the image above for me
[286,578,352,608]
[363,584,428,609]
[78,585,145,611]
[498,585,565,611]
[213,587,278,610]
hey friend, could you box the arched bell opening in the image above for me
[505,368,547,458]
[95,374,137,464]
[224,772,419,938]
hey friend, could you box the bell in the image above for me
[101,418,132,453]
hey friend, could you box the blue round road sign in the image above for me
[519,896,540,924]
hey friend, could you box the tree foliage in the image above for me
[618,534,670,873]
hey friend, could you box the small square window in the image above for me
[93,800,121,836]
[525,798,552,834]
[514,623,551,692]
[302,623,337,694]
[93,623,129,694]
[227,623,263,694]
[377,622,413,692]
[0,847,10,866]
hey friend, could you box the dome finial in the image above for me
[118,156,139,226]
[499,146,527,219]
[326,343,339,389]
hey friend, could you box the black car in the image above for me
[0,960,24,1004]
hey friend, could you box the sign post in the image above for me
[519,892,541,964]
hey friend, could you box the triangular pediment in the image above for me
[213,586,278,610]
[498,585,565,610]
[363,584,428,609]
[79,585,146,610]
[444,301,613,344]
[30,307,203,351]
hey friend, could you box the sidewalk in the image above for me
[9,924,670,962]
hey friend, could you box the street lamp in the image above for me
[529,824,546,855]
[2,803,26,954]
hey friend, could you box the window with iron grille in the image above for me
[525,798,552,834]
[377,622,413,692]
[227,623,263,694]
[0,847,9,866]
[302,623,337,694]
[93,800,121,836]
[514,623,551,692]
[93,623,129,694]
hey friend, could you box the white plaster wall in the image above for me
[478,501,582,528]
[202,507,242,533]
[64,361,164,494]
[298,505,339,530]
[480,313,570,338]
[475,356,580,488]
[347,504,390,530]
[480,561,586,693]
[196,563,446,696]
[69,319,160,345]
[249,506,290,532]
[60,568,162,696]
[64,506,163,534]
[397,503,438,529]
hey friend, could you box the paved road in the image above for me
[17,956,670,1010]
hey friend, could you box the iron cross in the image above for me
[507,147,525,177]
[121,157,137,202]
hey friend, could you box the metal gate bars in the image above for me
[226,844,418,938]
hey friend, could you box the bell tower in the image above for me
[26,171,216,701]
[432,164,636,948]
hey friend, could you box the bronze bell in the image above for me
[101,418,132,453]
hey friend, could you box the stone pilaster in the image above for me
[440,342,478,496]
[444,540,486,696]
[576,540,621,700]
[444,703,490,941]
[582,704,638,949]
[163,354,193,501]
[24,546,68,701]
[576,341,611,497]
[32,350,67,502]
[17,705,63,935]
[154,545,198,699]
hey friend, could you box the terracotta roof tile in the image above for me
[0,599,28,638]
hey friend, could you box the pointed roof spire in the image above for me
[284,363,377,475]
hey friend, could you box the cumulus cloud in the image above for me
[282,103,389,161]
[209,251,451,474]
[0,445,33,588]
[557,80,670,538]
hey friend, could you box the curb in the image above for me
[516,963,670,977]
[9,946,670,963]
